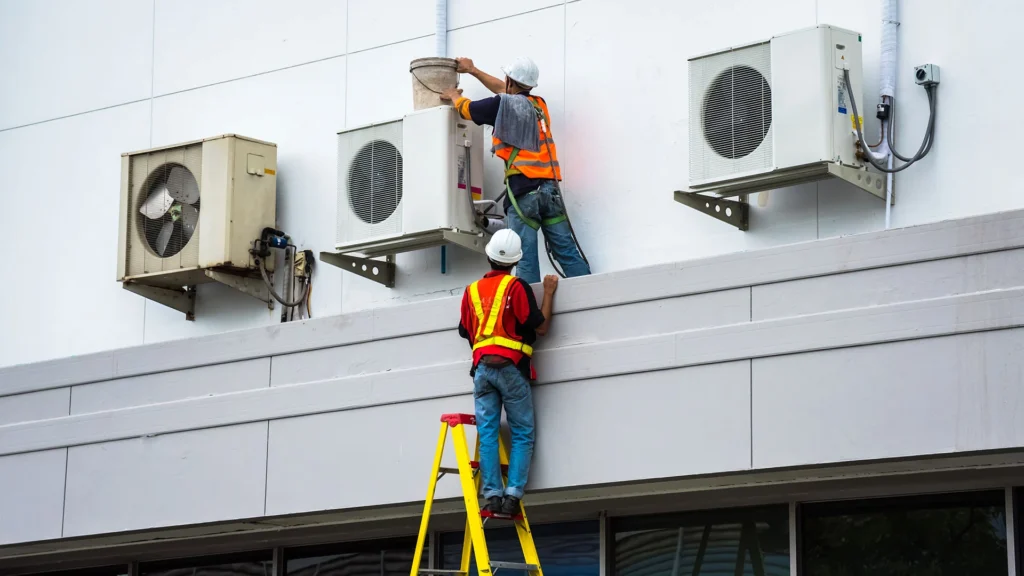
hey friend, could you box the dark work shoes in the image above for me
[500,496,521,516]
[483,496,503,514]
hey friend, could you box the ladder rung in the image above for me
[470,461,509,473]
[419,570,467,575]
[490,561,539,572]
[441,413,476,427]
[437,463,508,475]
[480,509,524,521]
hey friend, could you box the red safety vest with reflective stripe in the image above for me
[467,274,534,362]
[492,95,561,181]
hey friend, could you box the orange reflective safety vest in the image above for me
[467,274,534,358]
[492,95,561,181]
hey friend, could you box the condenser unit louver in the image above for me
[334,106,485,258]
[117,134,278,317]
[677,25,887,230]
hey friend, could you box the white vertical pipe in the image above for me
[436,0,447,270]
[880,0,899,229]
[435,0,447,57]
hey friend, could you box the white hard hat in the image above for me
[501,56,539,88]
[485,229,523,264]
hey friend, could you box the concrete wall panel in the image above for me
[0,388,69,427]
[63,423,268,537]
[447,0,565,31]
[753,248,1024,321]
[71,358,270,414]
[0,102,151,369]
[532,362,752,489]
[752,329,1024,469]
[347,0,434,53]
[0,449,66,545]
[265,396,472,515]
[153,0,347,96]
[0,0,153,130]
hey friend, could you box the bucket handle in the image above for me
[411,69,460,95]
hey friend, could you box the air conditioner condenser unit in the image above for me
[117,134,278,317]
[334,106,486,258]
[678,25,888,229]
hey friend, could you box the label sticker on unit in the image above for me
[457,154,467,188]
[837,79,848,114]
[849,114,865,131]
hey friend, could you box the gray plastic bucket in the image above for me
[410,57,459,110]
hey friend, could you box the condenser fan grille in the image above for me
[688,41,773,183]
[348,140,403,225]
[137,163,200,258]
[703,65,772,160]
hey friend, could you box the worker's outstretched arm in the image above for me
[535,275,558,336]
[456,57,505,95]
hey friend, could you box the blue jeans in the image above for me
[473,363,535,499]
[506,181,592,284]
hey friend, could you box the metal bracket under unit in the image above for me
[205,269,274,310]
[675,162,891,231]
[319,253,396,288]
[320,229,489,288]
[123,283,196,321]
[673,192,749,230]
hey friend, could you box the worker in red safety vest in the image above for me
[457,228,558,516]
[441,56,590,285]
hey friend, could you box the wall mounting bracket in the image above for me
[319,253,396,288]
[673,192,749,230]
[320,228,489,288]
[205,269,274,310]
[674,161,892,231]
[123,282,196,321]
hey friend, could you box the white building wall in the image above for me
[1,0,1022,368]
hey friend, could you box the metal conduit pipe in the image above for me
[880,0,900,228]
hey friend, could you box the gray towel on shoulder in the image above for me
[494,93,541,153]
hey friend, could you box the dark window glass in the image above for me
[1015,488,1022,576]
[440,520,599,576]
[140,551,273,576]
[286,537,422,576]
[612,506,789,576]
[802,491,1008,576]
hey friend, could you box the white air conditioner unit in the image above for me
[117,134,277,317]
[687,25,867,191]
[335,106,484,257]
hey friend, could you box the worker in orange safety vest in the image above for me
[457,229,558,516]
[441,56,590,285]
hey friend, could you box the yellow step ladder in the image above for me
[410,413,543,576]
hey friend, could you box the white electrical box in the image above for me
[688,24,864,187]
[335,106,485,255]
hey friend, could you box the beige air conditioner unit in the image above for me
[117,134,278,319]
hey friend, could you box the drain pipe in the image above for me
[436,0,448,273]
[880,0,899,228]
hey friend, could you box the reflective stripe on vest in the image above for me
[467,275,533,357]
